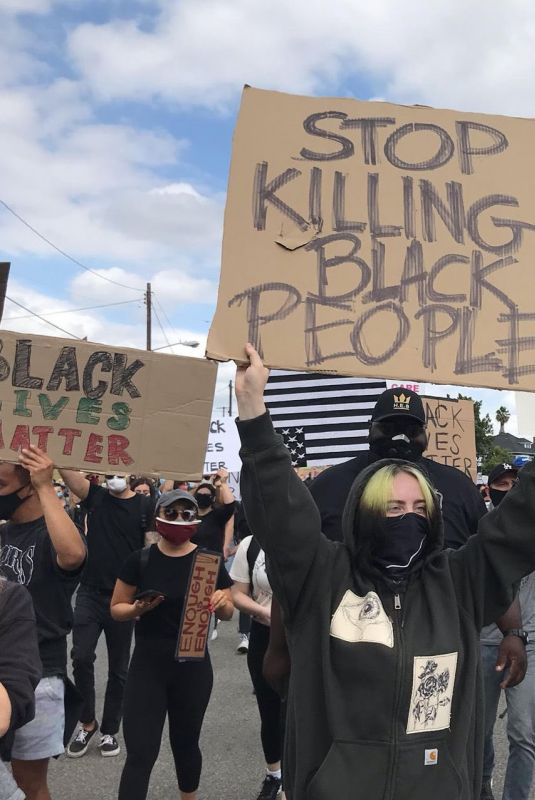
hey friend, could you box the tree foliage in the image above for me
[457,395,509,474]
[495,405,511,434]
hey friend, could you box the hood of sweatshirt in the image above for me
[340,457,444,582]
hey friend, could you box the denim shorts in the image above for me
[11,677,65,761]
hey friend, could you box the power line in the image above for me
[151,302,174,353]
[153,292,179,343]
[4,298,141,321]
[5,296,82,339]
[0,199,143,293]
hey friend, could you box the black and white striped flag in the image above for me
[264,371,387,466]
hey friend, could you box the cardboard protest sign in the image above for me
[176,550,221,661]
[0,329,217,480]
[204,416,241,474]
[208,86,535,391]
[422,395,477,481]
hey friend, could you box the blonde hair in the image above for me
[360,463,437,519]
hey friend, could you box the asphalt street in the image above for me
[48,619,522,800]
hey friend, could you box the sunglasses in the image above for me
[161,506,197,522]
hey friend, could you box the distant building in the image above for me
[492,431,535,467]
[515,391,535,442]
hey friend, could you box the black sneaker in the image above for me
[256,775,281,800]
[481,780,495,800]
[99,734,121,757]
[67,723,99,758]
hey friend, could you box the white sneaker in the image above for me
[237,633,249,653]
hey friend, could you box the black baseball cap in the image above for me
[488,463,518,485]
[371,388,425,425]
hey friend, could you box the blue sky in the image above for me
[2,0,535,433]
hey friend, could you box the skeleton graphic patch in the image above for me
[330,590,394,648]
[407,652,458,734]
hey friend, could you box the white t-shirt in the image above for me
[230,535,272,623]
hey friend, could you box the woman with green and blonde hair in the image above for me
[235,343,535,800]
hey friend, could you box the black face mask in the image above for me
[372,513,429,575]
[370,433,425,462]
[194,493,213,510]
[489,488,508,507]
[0,486,30,520]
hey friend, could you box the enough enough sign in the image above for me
[0,330,217,479]
[208,87,535,391]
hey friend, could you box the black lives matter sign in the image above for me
[0,330,217,479]
[208,87,535,391]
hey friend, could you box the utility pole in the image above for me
[145,282,152,351]
[228,380,233,417]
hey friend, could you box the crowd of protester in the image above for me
[0,369,534,800]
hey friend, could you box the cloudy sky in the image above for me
[2,0,534,433]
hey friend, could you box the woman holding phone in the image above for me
[111,489,233,800]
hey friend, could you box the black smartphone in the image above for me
[134,589,164,602]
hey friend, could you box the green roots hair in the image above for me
[359,463,437,519]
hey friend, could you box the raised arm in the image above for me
[58,469,90,502]
[236,344,327,620]
[449,459,535,628]
[21,447,86,571]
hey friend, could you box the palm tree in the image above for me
[496,406,511,434]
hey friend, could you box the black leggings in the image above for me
[119,643,213,799]
[247,621,282,765]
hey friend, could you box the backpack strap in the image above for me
[246,537,261,588]
[139,544,152,580]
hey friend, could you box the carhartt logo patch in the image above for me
[425,749,438,766]
[393,393,411,411]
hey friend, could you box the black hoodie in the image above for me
[238,413,535,800]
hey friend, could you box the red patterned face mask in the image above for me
[155,517,200,545]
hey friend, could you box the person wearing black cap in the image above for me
[111,489,234,800]
[310,387,486,550]
[486,464,519,510]
[479,463,535,800]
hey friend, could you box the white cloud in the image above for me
[68,267,217,306]
[1,0,53,15]
[67,0,535,116]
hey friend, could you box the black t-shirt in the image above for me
[191,502,236,553]
[118,544,232,650]
[309,451,487,549]
[0,517,83,676]
[82,484,151,593]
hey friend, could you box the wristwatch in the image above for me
[503,628,529,645]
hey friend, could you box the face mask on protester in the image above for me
[194,493,214,509]
[106,476,128,494]
[372,513,429,574]
[0,485,30,520]
[489,488,508,507]
[155,517,200,545]
[370,431,426,462]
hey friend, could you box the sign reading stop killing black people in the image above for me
[207,87,535,391]
[0,330,217,479]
